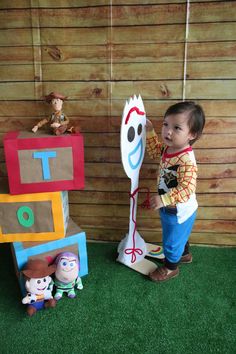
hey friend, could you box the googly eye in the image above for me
[127,126,135,142]
[137,124,142,135]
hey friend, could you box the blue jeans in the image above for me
[160,208,197,264]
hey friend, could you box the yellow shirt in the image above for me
[146,129,198,223]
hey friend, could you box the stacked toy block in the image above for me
[4,131,84,194]
[12,218,88,294]
[2,130,88,293]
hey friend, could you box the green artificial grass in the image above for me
[0,242,236,354]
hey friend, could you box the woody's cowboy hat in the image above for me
[22,259,56,278]
[44,92,68,103]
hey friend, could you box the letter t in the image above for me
[33,151,57,180]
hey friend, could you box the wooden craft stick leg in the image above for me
[125,258,157,275]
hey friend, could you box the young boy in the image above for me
[146,101,205,282]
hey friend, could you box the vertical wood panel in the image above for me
[30,1,43,99]
[0,1,235,245]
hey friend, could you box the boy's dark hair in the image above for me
[164,101,205,145]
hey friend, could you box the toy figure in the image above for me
[54,252,83,300]
[32,92,72,135]
[22,259,56,316]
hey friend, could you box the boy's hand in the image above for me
[146,119,154,132]
[150,194,163,210]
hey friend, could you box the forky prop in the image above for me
[117,95,164,275]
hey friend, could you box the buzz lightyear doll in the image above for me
[54,252,83,300]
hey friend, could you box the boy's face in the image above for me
[161,112,196,152]
[51,98,63,111]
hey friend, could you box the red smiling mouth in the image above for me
[37,286,46,291]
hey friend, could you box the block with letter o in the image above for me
[0,185,68,242]
[12,218,88,295]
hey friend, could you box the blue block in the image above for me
[11,218,88,294]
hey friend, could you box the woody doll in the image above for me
[22,259,56,316]
[32,92,71,136]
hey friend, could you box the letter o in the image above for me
[17,206,35,228]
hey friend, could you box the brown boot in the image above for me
[149,266,179,282]
[45,298,56,309]
[27,305,37,317]
[180,253,192,264]
[159,253,193,264]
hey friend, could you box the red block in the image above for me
[4,131,84,195]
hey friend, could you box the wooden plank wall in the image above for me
[0,0,235,245]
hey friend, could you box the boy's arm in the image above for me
[161,159,197,206]
[146,129,165,160]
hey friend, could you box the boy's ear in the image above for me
[189,132,197,141]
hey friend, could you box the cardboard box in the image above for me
[4,131,84,194]
[0,181,68,242]
[11,218,88,294]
